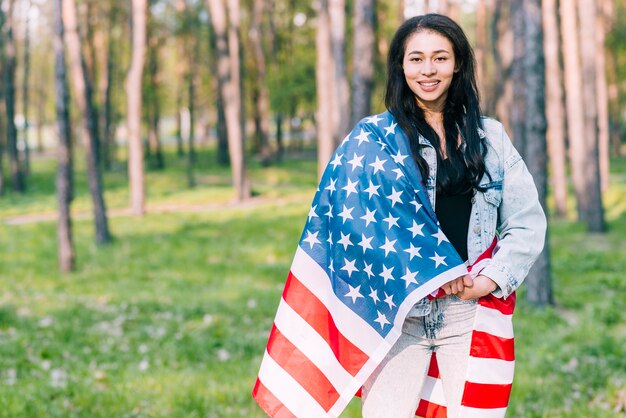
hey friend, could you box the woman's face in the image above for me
[402,30,457,113]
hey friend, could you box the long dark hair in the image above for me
[385,14,487,191]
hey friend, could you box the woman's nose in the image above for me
[421,61,435,75]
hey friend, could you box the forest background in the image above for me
[0,0,625,416]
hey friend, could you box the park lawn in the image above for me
[0,150,625,417]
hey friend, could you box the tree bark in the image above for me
[542,0,567,217]
[576,0,605,232]
[475,0,488,111]
[492,0,513,133]
[316,0,335,177]
[126,0,147,216]
[63,0,111,244]
[329,0,350,139]
[351,0,375,125]
[595,2,610,192]
[54,0,75,272]
[22,0,32,176]
[186,35,197,188]
[510,0,526,154]
[146,18,164,170]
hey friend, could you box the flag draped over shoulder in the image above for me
[253,112,468,417]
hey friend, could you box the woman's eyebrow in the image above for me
[406,49,450,55]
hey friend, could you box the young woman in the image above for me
[361,14,546,417]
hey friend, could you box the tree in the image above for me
[316,0,335,177]
[329,0,350,138]
[127,0,147,216]
[54,0,74,272]
[145,10,165,170]
[63,0,111,244]
[595,0,610,191]
[492,0,513,133]
[21,0,32,175]
[542,0,567,217]
[351,0,375,125]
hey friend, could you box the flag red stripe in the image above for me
[426,352,440,378]
[253,378,297,418]
[282,271,369,376]
[470,331,515,361]
[266,324,340,412]
[478,293,516,315]
[461,382,513,409]
[416,399,447,418]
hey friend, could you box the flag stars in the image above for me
[330,153,343,170]
[358,233,374,253]
[360,208,377,227]
[338,205,354,224]
[374,311,390,329]
[391,150,408,165]
[368,156,387,174]
[382,213,400,230]
[347,153,364,171]
[433,228,449,245]
[410,200,423,213]
[363,181,381,199]
[342,178,359,198]
[337,232,353,250]
[409,221,425,238]
[379,265,395,284]
[341,258,359,277]
[354,129,371,146]
[404,243,422,260]
[383,292,396,310]
[324,204,333,219]
[376,138,387,150]
[302,231,321,249]
[363,262,375,279]
[368,287,380,304]
[387,187,403,207]
[365,114,383,125]
[384,121,397,137]
[325,178,337,195]
[392,168,404,180]
[401,267,419,288]
[379,237,398,257]
[308,205,319,222]
[430,252,447,268]
[344,284,364,304]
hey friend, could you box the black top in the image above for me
[435,157,473,262]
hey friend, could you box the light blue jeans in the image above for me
[362,295,478,418]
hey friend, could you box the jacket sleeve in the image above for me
[479,123,548,299]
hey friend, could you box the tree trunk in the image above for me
[316,0,335,177]
[475,0,488,111]
[576,0,605,232]
[250,0,272,166]
[351,0,375,125]
[523,0,552,306]
[510,0,526,153]
[437,0,449,15]
[98,2,116,171]
[126,0,147,215]
[329,0,350,139]
[492,0,513,133]
[606,47,622,157]
[542,0,567,218]
[54,0,75,272]
[22,0,32,176]
[146,21,164,170]
[186,37,197,188]
[63,0,111,244]
[207,0,250,201]
[595,2,610,192]
[3,0,25,192]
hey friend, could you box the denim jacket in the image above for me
[410,117,546,315]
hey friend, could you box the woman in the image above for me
[361,14,546,418]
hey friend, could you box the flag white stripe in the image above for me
[465,357,515,385]
[419,375,446,406]
[274,298,355,390]
[291,247,385,355]
[473,306,514,339]
[459,406,508,418]
[257,350,329,418]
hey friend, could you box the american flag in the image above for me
[253,112,469,417]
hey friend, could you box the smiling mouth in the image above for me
[419,81,439,87]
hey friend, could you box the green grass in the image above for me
[0,149,625,417]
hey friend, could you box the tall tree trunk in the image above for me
[126,0,147,216]
[54,0,75,272]
[174,0,186,158]
[492,0,513,133]
[351,0,375,125]
[63,0,111,244]
[207,0,250,200]
[576,0,605,231]
[475,0,488,113]
[98,2,116,171]
[316,0,335,177]
[3,0,25,192]
[146,21,164,170]
[329,0,350,139]
[604,0,622,157]
[595,2,610,191]
[22,0,32,176]
[186,36,197,188]
[437,0,449,15]
[207,16,228,165]
[250,0,272,166]
[523,0,552,306]
[542,0,567,218]
[510,0,526,153]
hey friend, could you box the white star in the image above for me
[341,258,359,277]
[363,262,375,279]
[345,284,364,303]
[302,230,321,249]
[430,252,448,268]
[379,265,395,284]
[360,208,377,227]
[368,287,380,304]
[382,213,400,230]
[347,153,364,171]
[387,187,403,207]
[324,204,333,218]
[368,156,387,174]
[358,233,374,253]
[391,150,409,165]
[329,258,334,272]
[408,221,425,238]
[401,267,419,288]
[341,133,350,145]
[365,114,383,125]
[308,205,319,222]
[383,293,396,310]
[392,168,405,180]
[330,153,343,170]
[327,232,333,246]
[342,178,358,198]
[363,181,381,199]
[338,205,354,224]
[325,178,337,194]
[379,237,397,256]
[337,232,353,250]
[384,121,397,137]
[376,138,387,150]
[410,200,423,213]
[404,243,422,260]
[354,129,371,146]
[374,311,390,329]
[433,228,449,245]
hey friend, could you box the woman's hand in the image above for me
[456,274,498,300]
[440,274,473,295]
